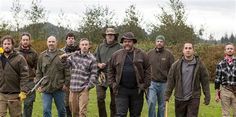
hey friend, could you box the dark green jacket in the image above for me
[95,40,122,69]
[165,56,210,103]
[36,49,70,93]
[0,51,29,93]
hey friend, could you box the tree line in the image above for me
[0,0,234,45]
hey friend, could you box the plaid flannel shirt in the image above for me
[67,51,98,92]
[215,57,236,89]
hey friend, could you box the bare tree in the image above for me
[10,0,22,31]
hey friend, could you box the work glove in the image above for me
[19,92,27,101]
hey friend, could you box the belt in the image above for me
[0,92,19,94]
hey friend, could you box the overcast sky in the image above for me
[0,0,235,39]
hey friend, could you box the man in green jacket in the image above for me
[15,32,38,117]
[95,28,122,117]
[36,36,70,117]
[165,42,210,117]
[0,35,29,117]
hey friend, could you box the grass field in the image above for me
[31,84,223,117]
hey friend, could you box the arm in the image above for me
[19,56,30,92]
[165,63,176,101]
[215,64,222,102]
[107,54,116,88]
[200,62,211,105]
[142,53,151,89]
[35,55,43,83]
[87,59,98,89]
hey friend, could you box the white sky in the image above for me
[0,0,235,40]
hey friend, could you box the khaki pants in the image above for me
[69,89,89,117]
[221,86,236,117]
[0,93,22,117]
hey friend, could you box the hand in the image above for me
[19,92,27,101]
[215,90,221,102]
[98,63,106,69]
[59,53,69,59]
[37,87,43,93]
[204,97,210,105]
[62,85,69,92]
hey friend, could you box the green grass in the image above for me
[31,84,222,117]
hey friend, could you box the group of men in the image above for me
[0,27,235,117]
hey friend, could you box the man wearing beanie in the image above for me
[147,35,174,117]
[108,32,151,117]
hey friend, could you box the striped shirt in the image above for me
[215,57,236,89]
[67,51,98,92]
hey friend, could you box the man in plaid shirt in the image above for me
[215,43,236,117]
[61,38,97,117]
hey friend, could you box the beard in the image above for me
[4,48,12,54]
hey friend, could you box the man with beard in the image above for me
[147,35,174,117]
[15,32,38,117]
[95,28,122,117]
[61,38,97,117]
[165,42,210,117]
[0,35,29,117]
[36,36,70,117]
[60,32,78,117]
[108,32,151,117]
[215,43,236,117]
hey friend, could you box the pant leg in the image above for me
[129,89,144,117]
[109,86,116,117]
[175,99,188,117]
[221,87,232,117]
[186,98,200,117]
[96,85,107,117]
[53,90,66,117]
[64,90,72,117]
[23,91,36,117]
[79,89,89,117]
[42,92,53,117]
[69,91,79,117]
[157,83,166,117]
[232,93,236,117]
[0,93,8,117]
[147,81,157,117]
[115,87,129,117]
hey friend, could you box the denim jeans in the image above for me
[42,90,66,117]
[147,81,166,117]
[23,91,36,117]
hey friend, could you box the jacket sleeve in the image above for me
[165,63,176,101]
[142,53,151,89]
[63,62,71,87]
[107,54,116,87]
[215,64,222,90]
[19,56,30,92]
[35,55,43,84]
[200,62,211,104]
[88,58,98,89]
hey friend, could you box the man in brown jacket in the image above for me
[0,35,29,117]
[165,42,210,117]
[147,35,174,117]
[108,32,151,117]
[15,32,38,117]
